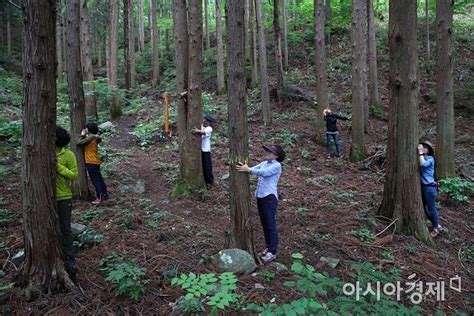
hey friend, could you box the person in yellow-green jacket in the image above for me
[56,126,78,281]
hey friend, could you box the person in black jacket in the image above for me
[323,109,350,158]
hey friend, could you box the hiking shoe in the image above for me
[326,154,331,159]
[92,198,101,205]
[261,252,276,262]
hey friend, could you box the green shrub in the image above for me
[352,228,376,243]
[0,208,13,227]
[246,253,421,315]
[100,254,148,301]
[0,119,21,144]
[439,177,474,203]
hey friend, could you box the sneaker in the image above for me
[326,154,331,159]
[261,252,276,262]
[92,198,101,205]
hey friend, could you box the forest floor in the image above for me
[1,35,473,315]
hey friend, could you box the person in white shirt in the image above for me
[192,115,215,189]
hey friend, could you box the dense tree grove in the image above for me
[0,0,472,314]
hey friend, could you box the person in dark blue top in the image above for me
[323,109,350,158]
[418,140,441,237]
[236,144,285,262]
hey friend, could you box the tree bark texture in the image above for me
[172,0,205,195]
[314,0,329,145]
[66,0,89,199]
[57,18,64,82]
[273,0,284,99]
[109,0,119,87]
[138,0,145,51]
[325,0,331,24]
[349,0,367,162]
[6,9,11,56]
[425,0,430,69]
[80,0,97,120]
[226,0,256,256]
[379,0,432,244]
[282,0,288,70]
[249,0,258,88]
[216,0,225,94]
[255,0,271,126]
[204,0,210,50]
[367,0,379,109]
[21,0,74,292]
[124,0,136,90]
[151,0,160,88]
[435,0,455,179]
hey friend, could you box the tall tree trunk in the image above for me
[109,0,119,87]
[20,0,74,293]
[66,0,89,199]
[6,9,11,56]
[109,0,121,117]
[226,0,256,256]
[80,0,98,120]
[130,0,136,87]
[425,0,430,69]
[248,0,258,88]
[151,0,159,88]
[106,25,111,81]
[314,0,328,145]
[367,0,379,111]
[255,0,271,126]
[204,0,210,50]
[282,0,288,70]
[435,0,455,179]
[124,0,131,89]
[97,35,103,67]
[273,0,284,99]
[138,0,145,51]
[216,0,226,94]
[172,0,205,196]
[325,0,331,24]
[349,0,367,162]
[379,0,432,244]
[57,18,64,82]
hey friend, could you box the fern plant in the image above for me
[171,272,240,315]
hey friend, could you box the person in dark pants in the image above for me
[418,140,441,238]
[56,126,78,281]
[192,115,215,189]
[236,144,285,262]
[323,109,350,158]
[77,122,108,204]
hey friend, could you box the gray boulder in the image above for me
[268,261,289,275]
[99,121,115,130]
[119,179,146,194]
[214,249,257,275]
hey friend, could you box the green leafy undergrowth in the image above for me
[171,272,240,315]
[438,177,474,203]
[100,253,149,301]
[246,253,421,316]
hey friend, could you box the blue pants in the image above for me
[421,186,439,229]
[86,163,108,200]
[326,132,340,156]
[257,194,279,255]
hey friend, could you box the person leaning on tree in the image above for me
[418,140,442,238]
[236,144,286,263]
[55,126,79,281]
[323,108,350,158]
[192,114,215,189]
